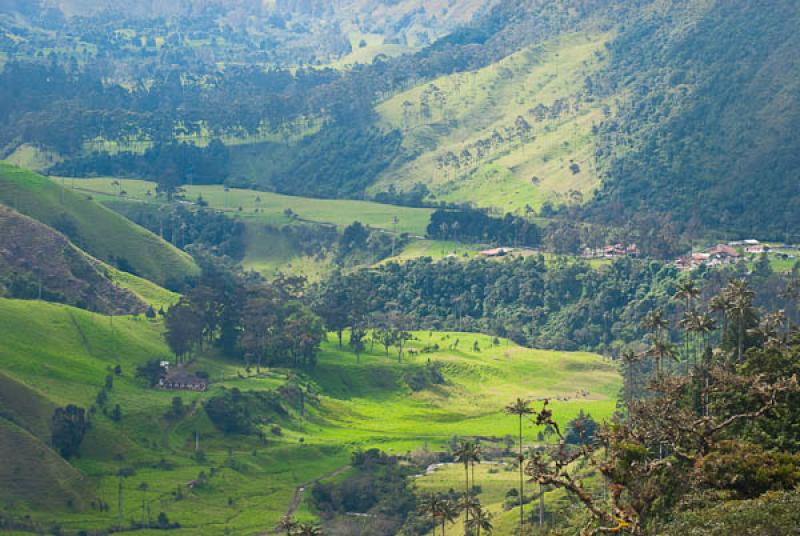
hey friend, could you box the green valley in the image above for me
[0,298,618,534]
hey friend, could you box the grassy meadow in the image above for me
[63,177,433,236]
[0,297,619,534]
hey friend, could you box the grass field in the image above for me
[64,177,434,236]
[373,32,614,214]
[0,164,198,287]
[0,297,619,534]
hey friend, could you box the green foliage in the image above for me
[665,490,800,536]
[50,405,88,459]
[427,208,540,246]
[698,441,800,500]
[590,0,800,236]
[204,388,286,435]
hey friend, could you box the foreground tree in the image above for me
[523,344,800,535]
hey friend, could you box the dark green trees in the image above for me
[51,405,88,458]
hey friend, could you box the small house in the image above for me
[160,368,208,391]
[479,247,514,257]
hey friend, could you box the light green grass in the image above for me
[3,144,62,172]
[106,265,180,309]
[0,164,198,287]
[66,177,433,235]
[0,299,619,533]
[374,32,613,214]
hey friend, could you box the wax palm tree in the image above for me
[645,339,677,376]
[779,276,800,332]
[695,312,717,352]
[620,349,640,404]
[467,504,494,535]
[277,515,298,536]
[725,279,755,361]
[458,494,481,534]
[709,293,732,345]
[641,308,669,339]
[471,442,482,491]
[454,440,481,531]
[419,493,445,536]
[675,279,700,311]
[439,498,459,536]
[504,398,532,534]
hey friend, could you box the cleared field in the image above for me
[0,298,619,534]
[374,32,613,214]
[65,177,433,236]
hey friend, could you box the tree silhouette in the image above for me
[504,398,533,534]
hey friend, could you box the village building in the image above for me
[584,243,639,258]
[479,247,514,257]
[675,244,742,270]
[159,367,208,391]
[745,243,770,254]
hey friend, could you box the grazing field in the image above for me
[374,32,613,213]
[0,298,619,534]
[0,164,198,287]
[64,177,434,236]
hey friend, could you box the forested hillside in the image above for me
[2,0,797,235]
[588,0,800,236]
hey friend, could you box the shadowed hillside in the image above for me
[0,164,198,287]
[0,205,146,314]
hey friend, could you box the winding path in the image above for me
[266,464,351,534]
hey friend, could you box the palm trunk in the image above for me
[738,313,744,362]
[464,464,470,532]
[539,482,544,528]
[519,415,524,534]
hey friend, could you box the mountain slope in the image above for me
[373,31,611,212]
[0,205,146,314]
[0,164,199,287]
[588,0,800,235]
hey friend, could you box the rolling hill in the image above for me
[0,297,619,534]
[0,205,146,315]
[0,164,199,287]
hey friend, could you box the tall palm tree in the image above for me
[454,440,482,531]
[675,279,700,311]
[645,339,677,376]
[709,293,732,346]
[439,498,459,536]
[470,442,482,490]
[641,308,669,339]
[419,493,444,536]
[620,349,640,404]
[725,279,755,361]
[779,276,800,332]
[504,398,532,534]
[467,504,494,535]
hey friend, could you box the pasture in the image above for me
[0,298,619,534]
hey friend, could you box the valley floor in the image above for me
[0,299,619,534]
